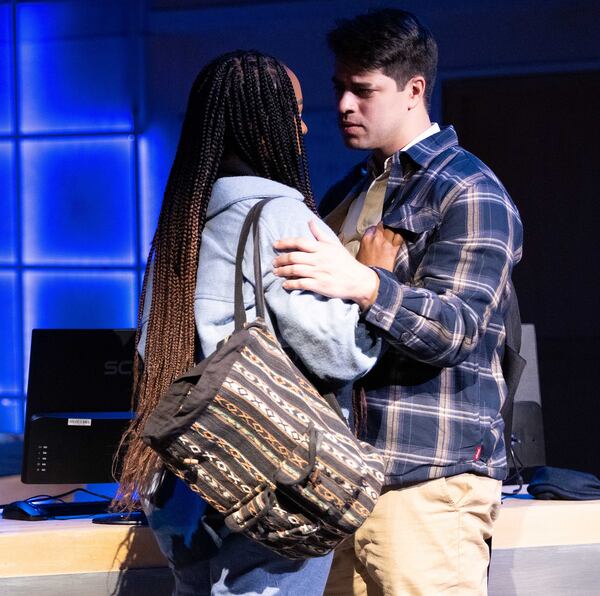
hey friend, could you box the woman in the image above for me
[116,50,380,595]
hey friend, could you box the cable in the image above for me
[26,487,113,504]
[1,488,111,516]
[1,487,146,525]
[502,433,525,499]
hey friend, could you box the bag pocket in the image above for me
[224,484,276,532]
[224,485,329,559]
[250,494,331,558]
[304,435,381,533]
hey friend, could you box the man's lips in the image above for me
[340,122,363,134]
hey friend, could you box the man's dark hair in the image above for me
[328,8,438,106]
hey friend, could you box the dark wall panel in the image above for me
[443,71,600,476]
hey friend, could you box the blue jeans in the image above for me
[144,474,333,595]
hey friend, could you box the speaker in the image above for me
[511,324,546,469]
[22,328,135,484]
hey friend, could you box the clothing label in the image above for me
[473,444,483,461]
[68,418,92,427]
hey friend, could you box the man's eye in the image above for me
[357,89,374,98]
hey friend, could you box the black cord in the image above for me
[502,433,525,499]
[0,488,112,514]
[1,487,146,525]
[25,487,113,504]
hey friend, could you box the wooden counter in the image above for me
[0,476,171,594]
[491,488,600,595]
[0,516,167,578]
[495,491,600,549]
[1,478,599,595]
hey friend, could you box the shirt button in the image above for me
[401,332,410,343]
[375,312,384,322]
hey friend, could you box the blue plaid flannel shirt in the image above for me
[324,126,523,486]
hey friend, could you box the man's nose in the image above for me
[338,91,356,114]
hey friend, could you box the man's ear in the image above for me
[407,76,426,109]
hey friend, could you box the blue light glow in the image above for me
[23,270,137,387]
[0,5,13,134]
[21,136,136,266]
[0,397,24,434]
[0,272,20,395]
[139,126,176,262]
[1,2,143,434]
[17,2,133,133]
[0,142,16,262]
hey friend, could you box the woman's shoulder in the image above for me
[261,194,311,215]
[259,195,320,238]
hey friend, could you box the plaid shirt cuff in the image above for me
[363,268,404,331]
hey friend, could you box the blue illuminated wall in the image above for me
[1,0,597,438]
[0,1,145,432]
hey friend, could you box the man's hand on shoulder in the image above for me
[273,220,379,311]
[356,222,403,271]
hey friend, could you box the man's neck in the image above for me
[372,113,432,171]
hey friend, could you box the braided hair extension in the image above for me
[115,51,316,510]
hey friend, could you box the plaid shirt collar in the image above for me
[402,125,459,168]
[365,125,460,179]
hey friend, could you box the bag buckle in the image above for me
[224,483,275,532]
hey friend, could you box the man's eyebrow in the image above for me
[331,76,376,88]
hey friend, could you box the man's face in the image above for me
[333,63,412,155]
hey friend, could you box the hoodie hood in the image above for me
[207,176,305,219]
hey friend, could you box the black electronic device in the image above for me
[21,328,136,485]
[504,324,546,486]
[2,499,111,521]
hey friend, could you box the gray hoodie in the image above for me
[139,175,380,386]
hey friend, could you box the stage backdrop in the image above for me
[0,0,598,478]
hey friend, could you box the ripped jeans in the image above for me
[143,472,333,595]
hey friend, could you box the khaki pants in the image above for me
[324,473,501,596]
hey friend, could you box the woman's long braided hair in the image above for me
[115,50,316,509]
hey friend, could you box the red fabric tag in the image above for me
[473,445,483,461]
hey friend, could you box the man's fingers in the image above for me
[381,227,395,242]
[273,251,316,268]
[363,225,378,238]
[281,278,321,293]
[307,219,335,243]
[272,264,316,279]
[273,236,319,253]
[382,227,404,246]
[363,224,403,246]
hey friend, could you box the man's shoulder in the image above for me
[410,142,516,217]
[433,143,506,192]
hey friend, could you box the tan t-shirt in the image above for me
[329,123,441,256]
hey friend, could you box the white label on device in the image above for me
[68,418,92,426]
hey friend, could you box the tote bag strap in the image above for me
[233,197,276,332]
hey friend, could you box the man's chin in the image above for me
[342,136,369,150]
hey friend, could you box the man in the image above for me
[273,8,523,595]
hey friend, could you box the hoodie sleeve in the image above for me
[256,197,381,386]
